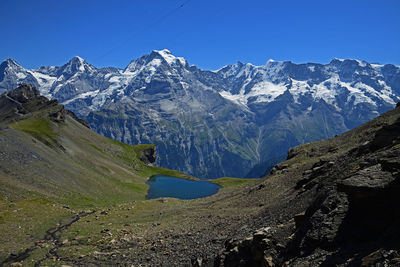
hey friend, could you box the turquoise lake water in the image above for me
[146,175,221,200]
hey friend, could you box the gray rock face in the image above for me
[1,51,400,178]
[138,146,156,166]
[0,84,55,123]
[0,84,88,130]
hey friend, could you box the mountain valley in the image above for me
[0,84,399,266]
[1,51,399,178]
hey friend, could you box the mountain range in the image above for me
[1,50,399,178]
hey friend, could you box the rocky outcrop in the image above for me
[138,146,156,165]
[214,106,400,266]
[0,84,90,129]
[216,227,281,267]
[6,83,41,102]
[0,83,54,122]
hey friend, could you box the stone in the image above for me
[303,170,312,175]
[294,211,306,229]
[139,146,156,165]
[253,230,267,243]
[262,256,275,267]
[191,257,203,266]
[361,249,384,266]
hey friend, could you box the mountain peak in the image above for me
[61,56,93,74]
[124,49,188,73]
[329,58,369,67]
[1,58,23,69]
[5,58,18,64]
[331,57,345,63]
[152,49,187,66]
[67,56,87,66]
[153,48,172,55]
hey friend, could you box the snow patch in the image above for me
[62,90,100,105]
[159,99,177,112]
[290,79,310,103]
[154,49,186,66]
[249,81,287,103]
[28,70,57,97]
[219,91,247,106]
[354,82,395,105]
[355,59,367,67]
[15,72,27,79]
[371,63,384,69]
[219,81,287,105]
[125,58,161,78]
[75,56,86,72]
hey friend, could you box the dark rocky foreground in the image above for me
[214,104,400,266]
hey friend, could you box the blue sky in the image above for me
[1,0,399,70]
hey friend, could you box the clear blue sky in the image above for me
[1,0,399,70]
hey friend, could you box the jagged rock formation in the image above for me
[0,83,57,122]
[138,146,157,166]
[214,104,400,266]
[0,83,89,130]
[1,52,399,178]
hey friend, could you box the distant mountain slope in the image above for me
[1,51,399,178]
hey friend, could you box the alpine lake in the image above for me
[146,175,221,200]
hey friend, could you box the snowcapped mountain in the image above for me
[1,50,399,178]
[216,59,398,112]
[0,58,40,90]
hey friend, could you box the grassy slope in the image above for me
[4,115,192,206]
[208,177,258,191]
[0,113,193,263]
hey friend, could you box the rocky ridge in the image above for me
[0,83,89,129]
